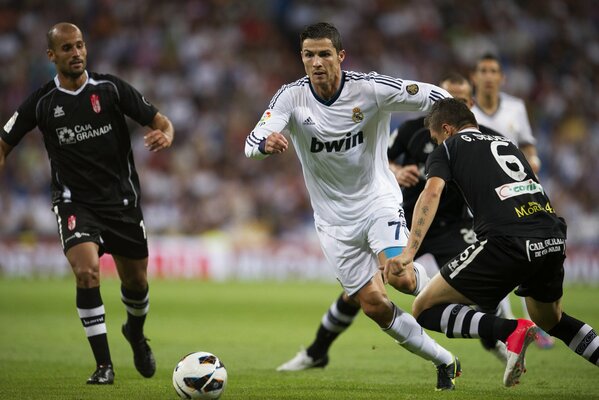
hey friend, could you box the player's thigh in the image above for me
[53,203,103,253]
[65,242,101,287]
[412,273,475,318]
[315,222,378,297]
[421,221,476,267]
[367,207,409,253]
[515,239,566,304]
[439,237,524,311]
[99,207,149,260]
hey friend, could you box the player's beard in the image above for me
[64,67,85,79]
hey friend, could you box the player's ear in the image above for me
[338,49,346,63]
[47,49,56,64]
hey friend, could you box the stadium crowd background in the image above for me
[1,0,598,247]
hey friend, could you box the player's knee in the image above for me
[120,273,148,292]
[72,264,100,287]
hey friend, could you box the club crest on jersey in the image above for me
[406,84,419,95]
[67,215,76,231]
[90,94,101,113]
[53,106,65,118]
[351,107,364,123]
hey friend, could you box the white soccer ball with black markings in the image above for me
[173,351,227,399]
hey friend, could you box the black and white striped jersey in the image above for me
[1,71,157,210]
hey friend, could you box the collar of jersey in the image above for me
[308,71,346,106]
[53,70,89,95]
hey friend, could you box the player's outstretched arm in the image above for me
[383,177,444,283]
[145,112,174,152]
[0,138,13,172]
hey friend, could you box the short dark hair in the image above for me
[300,22,343,53]
[439,71,468,86]
[424,98,478,133]
[475,52,502,71]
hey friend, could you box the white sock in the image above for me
[497,296,515,319]
[383,304,453,366]
[411,261,430,296]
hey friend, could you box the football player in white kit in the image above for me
[471,53,554,349]
[245,22,460,390]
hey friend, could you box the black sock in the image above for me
[306,293,360,359]
[77,286,112,366]
[417,303,517,341]
[548,312,599,366]
[121,285,149,341]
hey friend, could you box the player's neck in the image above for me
[311,73,342,101]
[476,92,499,114]
[57,71,87,91]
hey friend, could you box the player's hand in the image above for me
[381,255,413,284]
[144,129,173,152]
[390,164,420,187]
[265,132,288,154]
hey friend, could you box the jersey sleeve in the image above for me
[372,74,451,113]
[244,84,293,160]
[425,142,452,182]
[107,74,158,126]
[0,90,40,147]
[514,99,536,146]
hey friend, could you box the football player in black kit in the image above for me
[384,98,599,388]
[277,74,508,374]
[0,23,174,384]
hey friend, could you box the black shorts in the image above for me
[53,203,148,259]
[416,220,476,267]
[440,235,566,310]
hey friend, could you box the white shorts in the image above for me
[315,207,409,296]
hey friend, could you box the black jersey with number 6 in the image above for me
[425,128,566,239]
[389,117,501,229]
[1,72,157,210]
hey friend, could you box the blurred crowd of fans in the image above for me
[1,0,598,245]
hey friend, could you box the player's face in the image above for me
[47,28,87,79]
[429,123,454,145]
[301,38,345,96]
[472,60,503,96]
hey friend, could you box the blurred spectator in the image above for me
[0,0,597,246]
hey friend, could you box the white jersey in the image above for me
[245,71,450,225]
[471,92,536,146]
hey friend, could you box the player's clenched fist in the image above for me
[265,132,289,154]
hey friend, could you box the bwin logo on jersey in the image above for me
[56,127,76,145]
[310,131,364,153]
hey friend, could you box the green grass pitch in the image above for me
[0,278,597,399]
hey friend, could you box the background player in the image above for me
[245,22,461,390]
[276,73,508,373]
[0,23,174,384]
[385,98,599,387]
[471,53,553,348]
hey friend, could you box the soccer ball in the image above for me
[173,351,228,399]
